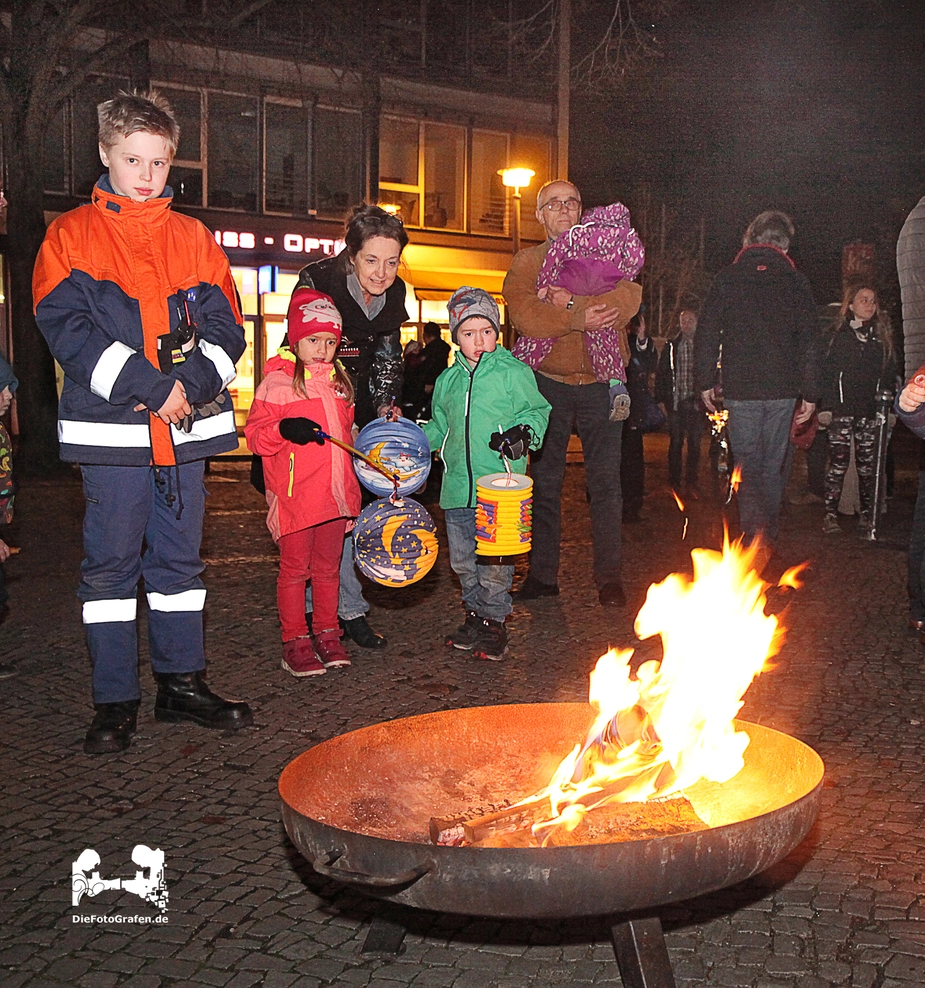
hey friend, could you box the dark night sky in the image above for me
[572,0,925,304]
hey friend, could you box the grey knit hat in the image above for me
[448,286,500,343]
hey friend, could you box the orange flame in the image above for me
[672,490,685,513]
[777,563,807,591]
[528,532,787,838]
[730,466,743,492]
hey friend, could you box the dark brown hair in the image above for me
[344,203,409,257]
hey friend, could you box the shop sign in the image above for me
[213,228,345,257]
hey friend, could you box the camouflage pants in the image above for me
[824,416,877,518]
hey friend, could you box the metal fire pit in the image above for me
[280,702,823,987]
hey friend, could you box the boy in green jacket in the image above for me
[423,287,550,660]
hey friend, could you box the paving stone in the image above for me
[6,449,925,988]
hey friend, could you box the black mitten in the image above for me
[279,417,325,445]
[488,424,531,460]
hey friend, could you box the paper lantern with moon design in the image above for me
[353,418,432,498]
[353,498,439,587]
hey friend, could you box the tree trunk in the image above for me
[6,134,62,476]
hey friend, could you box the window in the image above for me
[160,86,203,206]
[469,130,508,235]
[380,116,420,226]
[73,76,131,197]
[207,93,259,211]
[511,134,552,241]
[315,107,363,218]
[423,123,465,230]
[265,101,310,215]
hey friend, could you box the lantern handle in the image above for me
[314,428,401,487]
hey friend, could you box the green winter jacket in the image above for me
[423,346,551,509]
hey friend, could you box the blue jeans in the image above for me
[445,507,514,621]
[529,375,623,588]
[725,398,795,544]
[305,532,368,621]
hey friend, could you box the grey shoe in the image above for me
[823,514,841,535]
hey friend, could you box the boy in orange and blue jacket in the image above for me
[33,90,252,754]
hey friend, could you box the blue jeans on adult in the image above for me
[445,507,514,622]
[529,375,623,588]
[724,398,795,544]
[304,532,368,622]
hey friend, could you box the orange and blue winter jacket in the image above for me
[33,177,245,466]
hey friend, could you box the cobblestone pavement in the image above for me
[2,429,925,988]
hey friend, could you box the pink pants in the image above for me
[277,518,348,642]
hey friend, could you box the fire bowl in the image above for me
[280,702,823,919]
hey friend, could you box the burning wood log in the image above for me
[431,793,707,848]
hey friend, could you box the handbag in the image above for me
[789,401,819,450]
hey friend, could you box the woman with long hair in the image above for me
[820,283,895,535]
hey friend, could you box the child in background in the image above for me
[245,288,361,677]
[424,287,550,661]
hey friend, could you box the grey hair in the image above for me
[743,210,795,251]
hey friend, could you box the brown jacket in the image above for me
[502,240,641,385]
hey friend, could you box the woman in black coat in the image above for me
[820,283,895,535]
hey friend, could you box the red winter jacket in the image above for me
[245,352,360,541]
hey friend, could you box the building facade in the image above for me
[32,3,559,416]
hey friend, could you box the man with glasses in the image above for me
[503,180,642,607]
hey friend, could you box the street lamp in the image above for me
[498,167,535,256]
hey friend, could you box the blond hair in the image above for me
[98,89,180,156]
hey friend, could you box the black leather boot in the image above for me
[341,616,387,649]
[84,699,140,755]
[154,672,253,730]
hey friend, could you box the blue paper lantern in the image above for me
[354,418,432,497]
[353,498,439,587]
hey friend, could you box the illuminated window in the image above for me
[470,130,509,235]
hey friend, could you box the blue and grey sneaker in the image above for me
[609,380,631,422]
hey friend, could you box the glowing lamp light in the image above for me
[380,203,402,216]
[498,167,536,190]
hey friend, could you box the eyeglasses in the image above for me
[540,197,582,213]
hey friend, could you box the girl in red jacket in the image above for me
[245,288,361,676]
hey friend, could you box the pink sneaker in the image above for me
[313,630,352,668]
[281,637,326,677]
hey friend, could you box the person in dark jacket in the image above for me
[896,196,925,637]
[656,308,706,496]
[295,204,409,648]
[819,284,895,535]
[621,309,658,521]
[696,210,819,550]
[418,321,451,418]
